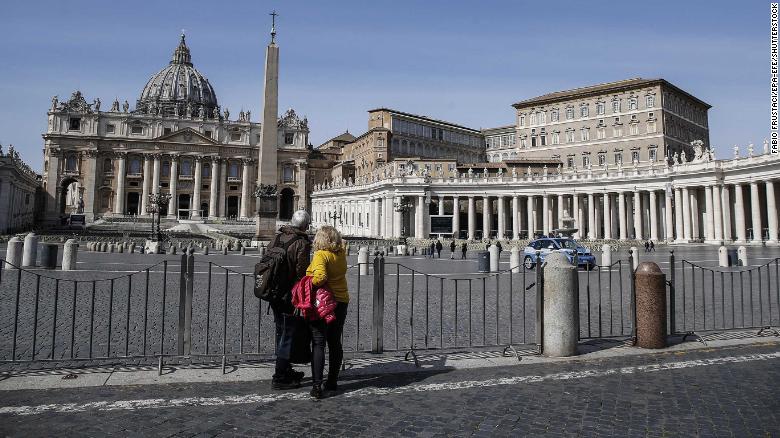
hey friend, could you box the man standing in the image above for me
[435,240,443,258]
[449,240,456,259]
[267,210,311,390]
[461,242,468,259]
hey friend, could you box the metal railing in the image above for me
[578,257,636,341]
[669,253,780,342]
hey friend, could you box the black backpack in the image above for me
[254,234,302,303]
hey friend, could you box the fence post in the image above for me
[371,254,385,354]
[177,252,194,356]
[535,249,544,352]
[668,250,676,335]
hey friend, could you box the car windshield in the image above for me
[554,239,578,249]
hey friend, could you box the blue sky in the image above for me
[0,1,771,170]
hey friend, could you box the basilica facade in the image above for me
[41,34,311,225]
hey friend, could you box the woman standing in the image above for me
[306,225,349,399]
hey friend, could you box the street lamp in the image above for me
[328,206,343,228]
[394,196,412,244]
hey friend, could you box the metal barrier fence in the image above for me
[669,253,780,340]
[577,256,636,341]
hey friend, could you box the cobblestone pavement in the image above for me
[1,342,779,436]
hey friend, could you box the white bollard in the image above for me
[510,247,521,273]
[543,252,579,357]
[718,246,729,267]
[630,246,639,271]
[358,246,369,275]
[601,244,612,266]
[488,244,499,272]
[62,239,79,271]
[22,232,39,267]
[738,246,748,266]
[5,237,23,269]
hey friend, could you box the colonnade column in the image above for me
[167,155,178,219]
[734,184,747,243]
[483,196,491,239]
[152,154,161,195]
[438,196,445,215]
[527,196,534,239]
[512,196,520,240]
[766,181,778,244]
[664,189,674,241]
[140,155,151,215]
[712,185,723,242]
[416,195,425,239]
[690,190,699,240]
[193,157,203,219]
[497,196,506,240]
[393,196,402,238]
[557,194,564,230]
[721,186,733,241]
[573,194,581,239]
[587,193,595,239]
[542,195,550,236]
[452,196,461,237]
[674,187,684,242]
[239,158,252,219]
[468,196,476,240]
[681,187,692,240]
[209,158,219,219]
[704,185,715,242]
[113,152,126,215]
[633,189,642,240]
[618,192,627,240]
[603,193,612,240]
[649,190,659,242]
[750,182,763,243]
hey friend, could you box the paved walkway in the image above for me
[1,337,779,436]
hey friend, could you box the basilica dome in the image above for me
[135,35,219,119]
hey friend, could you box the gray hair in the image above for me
[290,210,311,230]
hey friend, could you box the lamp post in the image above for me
[328,206,343,228]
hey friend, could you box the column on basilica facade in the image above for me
[663,190,674,241]
[527,196,535,238]
[383,195,391,237]
[468,196,476,240]
[542,195,550,236]
[415,195,424,238]
[438,196,445,216]
[167,155,179,219]
[587,193,595,239]
[674,188,684,242]
[393,196,402,238]
[209,157,219,218]
[114,152,127,215]
[704,186,715,242]
[734,184,748,243]
[193,157,203,219]
[482,197,491,238]
[452,196,461,237]
[141,154,151,215]
[649,190,659,241]
[767,181,779,244]
[152,154,161,195]
[633,190,642,240]
[497,196,506,240]
[618,192,627,240]
[690,189,700,240]
[239,159,252,219]
[750,182,763,243]
[511,196,519,240]
[556,194,564,231]
[218,159,227,218]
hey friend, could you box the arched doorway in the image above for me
[227,196,239,218]
[279,188,294,221]
[59,177,79,215]
[178,194,190,219]
[126,192,140,215]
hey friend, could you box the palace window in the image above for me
[649,149,657,162]
[106,124,115,134]
[531,136,537,147]
[597,102,605,115]
[521,137,527,148]
[630,123,639,135]
[612,99,621,113]
[510,134,515,145]
[582,156,590,167]
[646,95,655,108]
[202,163,211,178]
[629,98,638,111]
[530,113,537,125]
[566,157,574,168]
[519,114,526,126]
[164,127,172,135]
[551,132,560,145]
[68,118,81,131]
[614,153,622,165]
[580,127,590,141]
[580,105,588,117]
[131,125,143,135]
[540,134,546,146]
[565,107,574,120]
[632,151,640,163]
[65,155,77,172]
[162,161,170,177]
[597,127,606,140]
[180,158,192,176]
[285,133,294,144]
[538,111,546,124]
[598,154,606,166]
[647,120,657,133]
[204,130,212,139]
[103,158,113,174]
[566,130,575,143]
[129,157,141,175]
[228,162,239,178]
[613,126,623,137]
[231,132,241,142]
[551,110,559,122]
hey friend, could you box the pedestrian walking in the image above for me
[461,242,467,259]
[486,240,491,251]
[644,241,650,253]
[262,210,311,390]
[650,241,655,252]
[429,241,436,258]
[449,240,456,259]
[435,240,443,258]
[305,225,350,399]
[496,241,503,257]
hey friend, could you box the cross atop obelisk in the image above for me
[270,10,278,43]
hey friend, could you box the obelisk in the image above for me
[255,11,280,238]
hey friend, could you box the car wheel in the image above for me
[587,263,597,271]
[523,256,535,270]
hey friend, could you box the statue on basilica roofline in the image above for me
[50,95,58,112]
[122,100,129,113]
[213,107,220,120]
[93,98,101,112]
[747,143,754,157]
[223,107,230,120]
[246,111,251,121]
[110,99,119,112]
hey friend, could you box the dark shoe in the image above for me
[324,380,338,392]
[271,378,301,390]
[310,385,323,400]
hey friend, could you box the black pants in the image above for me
[309,302,348,386]
[271,301,295,380]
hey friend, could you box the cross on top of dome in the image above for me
[171,33,192,66]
